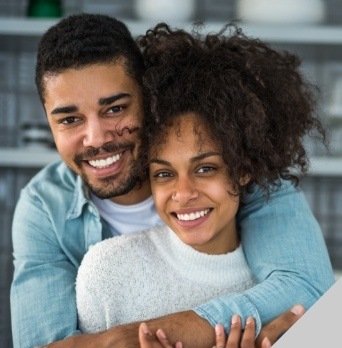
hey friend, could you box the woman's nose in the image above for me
[171,177,198,204]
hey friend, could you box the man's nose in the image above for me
[82,118,114,148]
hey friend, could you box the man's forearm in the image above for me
[143,310,215,347]
[44,311,214,348]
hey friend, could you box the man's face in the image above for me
[43,62,145,202]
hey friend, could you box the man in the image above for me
[10,13,334,348]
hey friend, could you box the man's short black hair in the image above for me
[36,13,144,103]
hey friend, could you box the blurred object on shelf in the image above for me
[27,0,62,18]
[327,66,342,118]
[195,0,235,21]
[236,0,326,25]
[328,122,342,156]
[20,121,54,148]
[82,1,129,18]
[301,175,342,269]
[323,62,342,156]
[134,0,195,22]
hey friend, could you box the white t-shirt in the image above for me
[90,193,163,236]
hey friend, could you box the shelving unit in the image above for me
[1,14,342,348]
[0,147,60,167]
[1,17,342,173]
[1,147,342,176]
[3,17,342,44]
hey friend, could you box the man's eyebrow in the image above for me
[150,152,221,166]
[99,93,131,106]
[51,105,78,115]
[49,93,131,115]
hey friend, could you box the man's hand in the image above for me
[255,304,305,347]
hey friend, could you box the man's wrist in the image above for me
[145,310,215,347]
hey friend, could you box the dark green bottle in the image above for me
[27,0,62,18]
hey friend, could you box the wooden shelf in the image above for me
[0,147,60,167]
[309,156,342,176]
[1,148,342,175]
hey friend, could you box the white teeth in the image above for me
[88,153,122,168]
[176,209,210,221]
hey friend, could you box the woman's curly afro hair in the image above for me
[138,23,327,198]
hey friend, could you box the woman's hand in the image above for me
[213,316,271,348]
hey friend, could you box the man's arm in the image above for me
[43,311,214,348]
[29,181,335,348]
[137,305,305,348]
[11,187,80,348]
[194,180,335,335]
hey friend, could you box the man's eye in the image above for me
[108,105,124,113]
[60,116,77,124]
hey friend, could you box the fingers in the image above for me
[216,315,257,348]
[213,323,226,348]
[226,314,241,347]
[240,317,256,347]
[139,322,161,348]
[261,337,272,348]
[156,328,183,348]
[139,322,182,348]
[257,304,305,347]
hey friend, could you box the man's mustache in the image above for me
[76,142,135,161]
[74,123,141,161]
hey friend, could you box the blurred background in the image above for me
[1,0,342,347]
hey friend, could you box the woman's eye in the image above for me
[197,166,215,173]
[155,172,173,178]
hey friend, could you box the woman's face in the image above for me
[149,114,239,254]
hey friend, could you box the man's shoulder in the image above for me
[25,160,78,195]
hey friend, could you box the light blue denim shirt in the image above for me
[11,161,335,348]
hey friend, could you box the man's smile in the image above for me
[88,153,123,169]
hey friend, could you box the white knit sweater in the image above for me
[76,225,255,334]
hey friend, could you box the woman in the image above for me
[76,23,326,347]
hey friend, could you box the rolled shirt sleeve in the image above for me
[194,180,335,335]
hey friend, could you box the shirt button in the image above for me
[88,205,94,214]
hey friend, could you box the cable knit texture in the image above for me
[76,225,255,333]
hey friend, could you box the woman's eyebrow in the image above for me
[190,152,221,163]
[150,152,220,165]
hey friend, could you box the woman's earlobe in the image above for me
[240,174,251,186]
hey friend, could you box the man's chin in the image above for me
[85,176,139,200]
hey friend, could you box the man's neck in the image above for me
[109,180,152,206]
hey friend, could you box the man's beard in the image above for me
[75,140,142,199]
[81,161,140,199]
